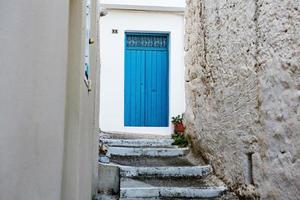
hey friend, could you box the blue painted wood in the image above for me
[125,33,169,127]
[124,50,130,126]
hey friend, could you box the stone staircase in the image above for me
[97,134,237,200]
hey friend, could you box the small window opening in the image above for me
[246,152,255,185]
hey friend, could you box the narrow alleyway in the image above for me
[97,133,238,199]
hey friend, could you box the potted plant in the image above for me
[171,114,185,133]
[171,114,187,147]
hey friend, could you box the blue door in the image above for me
[125,33,169,127]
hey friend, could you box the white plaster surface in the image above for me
[0,1,99,200]
[99,9,185,135]
[101,0,185,12]
[0,1,68,200]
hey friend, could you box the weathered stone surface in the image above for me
[185,0,300,199]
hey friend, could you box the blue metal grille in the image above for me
[126,34,168,49]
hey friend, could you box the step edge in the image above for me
[109,147,189,157]
[119,165,213,177]
[120,186,228,198]
[120,186,227,190]
[109,147,188,150]
[101,139,174,142]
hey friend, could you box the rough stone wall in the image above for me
[185,0,300,199]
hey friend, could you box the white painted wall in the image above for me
[101,0,185,12]
[99,9,185,135]
[0,2,68,199]
[0,0,98,199]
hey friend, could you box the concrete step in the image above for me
[120,187,227,199]
[97,193,238,200]
[102,138,174,147]
[119,195,237,200]
[101,132,171,139]
[121,176,222,189]
[97,135,233,199]
[120,177,227,199]
[96,194,118,200]
[120,198,230,200]
[119,165,212,178]
[110,155,194,167]
[109,147,188,157]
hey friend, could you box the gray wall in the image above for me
[0,0,99,200]
[61,0,99,199]
[185,0,300,199]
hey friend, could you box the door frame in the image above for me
[124,31,170,127]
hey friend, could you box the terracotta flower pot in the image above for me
[174,123,185,133]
